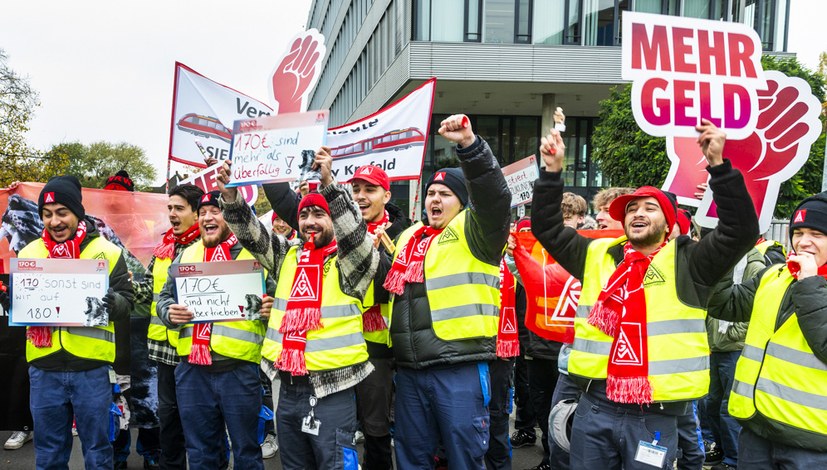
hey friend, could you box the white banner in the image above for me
[171,260,265,323]
[502,155,539,207]
[10,259,109,327]
[328,78,436,182]
[169,63,274,168]
[227,111,329,187]
[178,162,259,206]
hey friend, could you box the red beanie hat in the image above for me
[609,186,677,238]
[515,217,531,232]
[297,192,330,218]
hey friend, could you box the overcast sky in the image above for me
[1,0,823,185]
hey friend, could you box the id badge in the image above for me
[634,440,667,468]
[301,415,321,436]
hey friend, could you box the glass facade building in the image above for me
[306,0,791,212]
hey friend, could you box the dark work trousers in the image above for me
[548,372,580,470]
[676,401,704,470]
[513,354,536,436]
[527,358,559,465]
[569,391,679,470]
[157,363,187,469]
[394,362,490,470]
[276,375,359,470]
[485,358,515,470]
[356,357,394,470]
[702,350,741,467]
[261,369,275,438]
[738,426,827,469]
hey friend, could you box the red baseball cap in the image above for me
[349,165,390,191]
[609,186,677,237]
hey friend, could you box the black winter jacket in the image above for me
[375,136,511,369]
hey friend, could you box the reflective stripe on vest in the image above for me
[20,237,121,363]
[147,257,178,347]
[389,211,500,341]
[361,281,390,345]
[262,245,368,371]
[174,243,266,363]
[568,237,710,402]
[729,267,827,436]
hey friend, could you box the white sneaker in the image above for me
[4,431,33,450]
[260,434,278,459]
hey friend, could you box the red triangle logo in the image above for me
[290,267,319,300]
[500,309,517,334]
[44,192,55,203]
[434,172,445,181]
[794,209,806,224]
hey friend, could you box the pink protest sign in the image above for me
[622,12,823,233]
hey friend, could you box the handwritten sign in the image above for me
[622,11,765,139]
[502,156,539,207]
[227,111,328,187]
[171,260,265,323]
[10,258,109,327]
[179,162,258,206]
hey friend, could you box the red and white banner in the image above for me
[328,78,436,182]
[178,162,259,206]
[622,12,823,232]
[270,29,326,114]
[169,63,273,168]
[502,155,539,207]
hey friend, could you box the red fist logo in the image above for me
[665,71,823,230]
[271,30,326,114]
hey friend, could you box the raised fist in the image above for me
[272,31,324,114]
[664,71,822,228]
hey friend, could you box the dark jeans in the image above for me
[514,354,535,435]
[485,358,514,470]
[276,378,359,470]
[29,365,113,470]
[527,358,559,465]
[394,363,490,470]
[157,362,186,469]
[676,401,704,470]
[738,427,827,469]
[175,361,263,470]
[356,357,394,470]
[548,372,580,470]
[113,428,161,463]
[703,350,741,466]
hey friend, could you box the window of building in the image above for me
[533,0,566,44]
[634,0,679,15]
[744,0,781,50]
[584,0,630,46]
[483,0,532,43]
[413,0,480,42]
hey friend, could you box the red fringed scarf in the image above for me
[496,259,519,357]
[277,236,338,375]
[383,225,443,295]
[29,221,89,348]
[188,234,237,366]
[363,210,391,332]
[589,241,665,404]
[154,224,200,260]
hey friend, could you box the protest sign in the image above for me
[502,156,539,207]
[622,12,824,233]
[328,78,436,182]
[172,259,265,322]
[169,63,274,168]
[227,110,329,187]
[10,258,109,327]
[178,162,258,206]
[270,29,326,114]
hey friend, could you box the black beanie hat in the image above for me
[39,175,85,219]
[197,190,221,211]
[425,168,469,207]
[789,191,827,242]
[104,170,134,192]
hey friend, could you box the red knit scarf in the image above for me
[383,225,443,295]
[188,234,237,366]
[277,237,338,375]
[496,259,519,357]
[589,241,665,404]
[363,210,391,332]
[154,224,200,260]
[29,221,89,348]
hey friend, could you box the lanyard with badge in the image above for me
[634,431,668,468]
[301,395,321,436]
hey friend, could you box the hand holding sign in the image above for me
[216,160,238,202]
[168,304,195,325]
[273,34,322,114]
[539,129,566,172]
[313,146,334,187]
[438,114,474,148]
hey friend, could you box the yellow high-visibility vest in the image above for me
[20,237,123,363]
[174,243,266,364]
[729,267,827,439]
[147,256,179,348]
[568,237,710,401]
[262,246,368,371]
[388,210,501,341]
